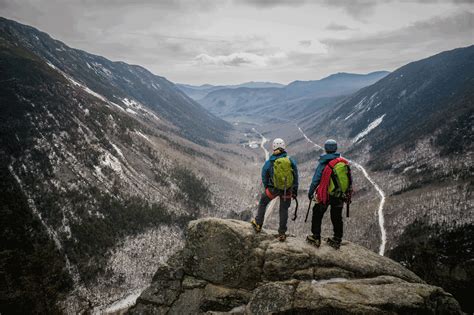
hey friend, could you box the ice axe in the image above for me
[291,196,299,221]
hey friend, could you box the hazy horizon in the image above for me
[1,0,473,85]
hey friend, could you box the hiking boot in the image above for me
[278,233,287,242]
[306,235,321,247]
[326,237,341,250]
[251,219,262,233]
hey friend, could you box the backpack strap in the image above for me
[328,157,348,168]
[346,165,353,203]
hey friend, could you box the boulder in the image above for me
[128,218,462,314]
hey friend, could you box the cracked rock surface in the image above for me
[128,218,462,314]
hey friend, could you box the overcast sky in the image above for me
[1,0,473,85]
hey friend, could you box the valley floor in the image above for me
[105,115,473,313]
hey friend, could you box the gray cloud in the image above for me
[194,51,288,67]
[237,0,474,19]
[1,0,473,84]
[322,11,474,50]
[236,0,307,7]
[325,23,354,31]
[235,0,377,19]
[314,11,474,75]
[322,0,377,20]
[299,40,312,48]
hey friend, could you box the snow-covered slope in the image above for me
[0,17,230,145]
[296,45,474,312]
[0,17,259,314]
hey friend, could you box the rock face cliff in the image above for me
[129,218,462,314]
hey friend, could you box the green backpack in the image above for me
[272,157,294,190]
[328,162,351,198]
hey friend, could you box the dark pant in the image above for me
[311,198,343,241]
[256,188,291,234]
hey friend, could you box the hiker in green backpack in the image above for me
[251,138,299,241]
[306,139,352,249]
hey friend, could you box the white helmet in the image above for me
[272,138,286,151]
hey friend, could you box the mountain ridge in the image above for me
[295,44,474,313]
[0,16,230,145]
[0,17,260,314]
[176,81,284,101]
[195,71,389,120]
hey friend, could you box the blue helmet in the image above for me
[324,139,337,153]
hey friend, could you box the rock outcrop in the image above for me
[129,218,462,314]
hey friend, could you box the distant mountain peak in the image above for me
[323,71,390,81]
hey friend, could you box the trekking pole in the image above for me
[304,199,312,223]
[291,197,299,221]
[346,190,352,218]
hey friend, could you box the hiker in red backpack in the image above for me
[251,138,299,242]
[306,139,352,249]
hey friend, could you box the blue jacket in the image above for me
[308,152,341,198]
[261,152,299,191]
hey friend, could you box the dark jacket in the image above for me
[261,151,299,193]
[308,152,341,198]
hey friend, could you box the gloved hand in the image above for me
[308,192,313,200]
[292,188,298,198]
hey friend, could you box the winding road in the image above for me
[297,126,387,256]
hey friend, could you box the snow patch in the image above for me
[110,102,125,112]
[369,92,378,100]
[101,152,123,174]
[123,98,140,108]
[111,143,124,159]
[100,290,142,314]
[126,108,137,115]
[402,165,415,173]
[46,61,108,102]
[354,96,367,110]
[93,62,113,77]
[136,130,151,142]
[8,165,80,282]
[143,108,161,121]
[248,141,259,149]
[353,114,386,143]
[93,226,184,314]
[344,112,355,121]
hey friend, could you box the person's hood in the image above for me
[319,152,340,163]
[270,151,287,161]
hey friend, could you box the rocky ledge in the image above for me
[128,218,462,314]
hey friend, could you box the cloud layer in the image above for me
[1,0,473,84]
